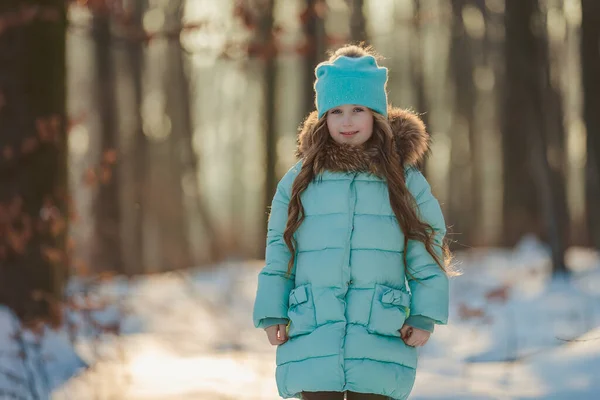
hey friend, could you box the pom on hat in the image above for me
[314,55,388,119]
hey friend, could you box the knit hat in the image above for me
[314,55,388,119]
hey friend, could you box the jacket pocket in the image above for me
[367,284,411,337]
[287,284,317,337]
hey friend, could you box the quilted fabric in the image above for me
[253,163,449,399]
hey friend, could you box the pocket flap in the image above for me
[381,287,410,308]
[289,285,308,306]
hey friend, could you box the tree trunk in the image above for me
[349,0,367,44]
[502,0,543,246]
[163,1,219,268]
[258,0,278,257]
[0,0,67,322]
[581,0,600,250]
[126,0,146,275]
[171,48,222,265]
[411,0,429,131]
[538,4,570,251]
[302,0,327,118]
[92,12,123,273]
[504,0,568,275]
[448,0,476,246]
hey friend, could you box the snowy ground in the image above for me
[1,236,599,399]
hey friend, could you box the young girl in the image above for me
[253,45,452,400]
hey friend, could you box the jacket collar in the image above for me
[296,107,430,176]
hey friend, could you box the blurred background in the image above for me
[1,0,600,399]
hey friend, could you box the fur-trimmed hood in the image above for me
[296,107,431,175]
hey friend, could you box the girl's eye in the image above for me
[354,107,364,112]
[330,109,341,114]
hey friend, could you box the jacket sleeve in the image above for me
[404,168,449,330]
[252,164,300,329]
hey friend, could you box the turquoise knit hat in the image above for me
[314,55,388,119]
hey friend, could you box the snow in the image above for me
[1,237,599,399]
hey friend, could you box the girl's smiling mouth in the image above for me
[340,131,359,136]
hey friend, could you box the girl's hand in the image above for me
[265,324,288,345]
[400,325,430,347]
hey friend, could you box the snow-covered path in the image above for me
[2,239,599,399]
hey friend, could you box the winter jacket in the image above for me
[253,108,449,399]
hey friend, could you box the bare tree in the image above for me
[302,0,327,117]
[448,0,477,246]
[503,0,568,275]
[125,0,147,275]
[257,0,278,255]
[0,0,67,321]
[163,0,225,268]
[348,0,367,43]
[170,2,223,264]
[92,9,124,273]
[411,0,429,130]
[502,0,544,246]
[581,0,600,250]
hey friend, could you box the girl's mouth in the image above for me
[340,131,358,136]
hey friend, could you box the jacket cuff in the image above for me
[405,315,435,333]
[257,318,289,329]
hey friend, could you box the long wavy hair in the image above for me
[283,44,454,278]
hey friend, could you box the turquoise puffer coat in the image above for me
[253,109,449,399]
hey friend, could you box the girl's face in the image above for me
[326,104,374,146]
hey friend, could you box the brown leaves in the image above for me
[103,149,118,164]
[72,258,90,276]
[0,194,69,263]
[0,115,62,166]
[0,5,60,35]
[84,168,97,186]
[233,0,256,30]
[100,166,112,184]
[0,5,61,36]
[82,149,119,187]
[41,246,65,264]
[2,145,13,160]
[36,115,62,144]
[0,198,32,257]
[457,284,513,322]
[485,285,511,303]
[21,137,39,154]
[459,303,486,320]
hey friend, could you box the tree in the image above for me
[448,0,477,246]
[125,0,147,274]
[301,0,327,118]
[92,7,124,273]
[348,0,367,44]
[581,0,600,250]
[0,0,67,322]
[503,0,568,275]
[256,0,278,252]
[502,0,542,246]
[411,0,429,131]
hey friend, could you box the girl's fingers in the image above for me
[268,334,278,345]
[400,326,412,341]
[278,324,288,341]
[265,326,284,345]
[405,331,430,347]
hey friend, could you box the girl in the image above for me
[253,45,452,400]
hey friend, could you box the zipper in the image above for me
[340,173,357,390]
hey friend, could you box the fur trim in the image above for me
[296,106,430,173]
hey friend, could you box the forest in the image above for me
[0,1,599,399]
